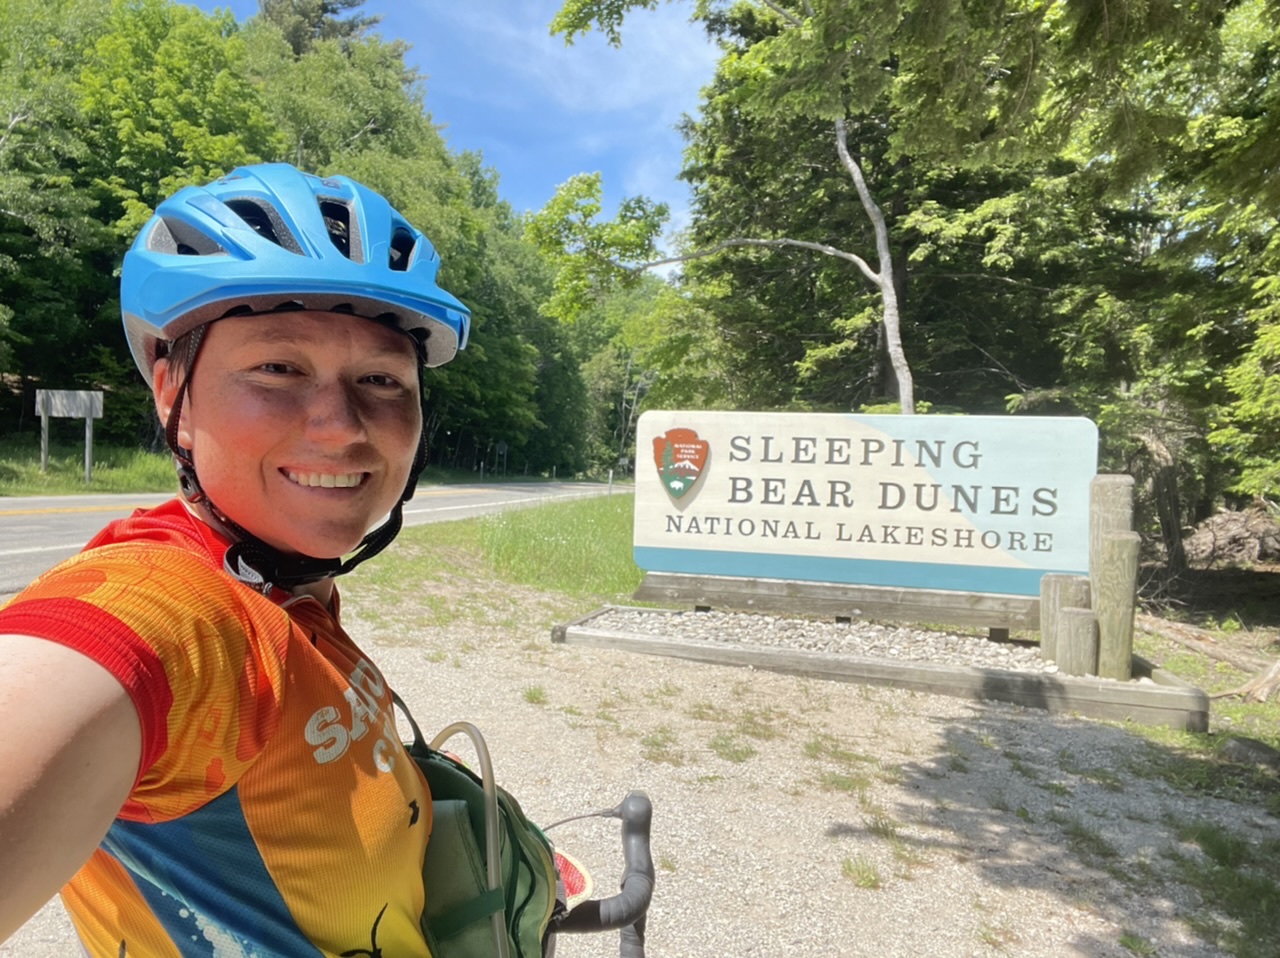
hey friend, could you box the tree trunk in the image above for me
[1138,432,1187,576]
[834,119,914,413]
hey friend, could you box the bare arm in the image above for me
[0,635,142,942]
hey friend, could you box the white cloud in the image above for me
[414,1,718,116]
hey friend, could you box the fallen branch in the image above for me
[1211,659,1280,703]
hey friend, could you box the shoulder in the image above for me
[0,543,299,800]
[0,541,293,666]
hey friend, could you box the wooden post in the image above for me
[40,407,50,473]
[84,414,94,484]
[1096,531,1141,680]
[1090,474,1134,595]
[35,389,102,481]
[1058,607,1099,676]
[1039,574,1091,662]
[1090,474,1138,681]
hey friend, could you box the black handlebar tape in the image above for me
[620,916,647,957]
[559,791,655,934]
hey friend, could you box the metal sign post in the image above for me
[36,390,104,483]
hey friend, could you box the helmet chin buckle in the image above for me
[175,460,206,505]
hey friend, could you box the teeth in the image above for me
[287,471,363,488]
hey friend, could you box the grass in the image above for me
[708,732,756,763]
[842,855,882,889]
[640,726,683,766]
[0,436,175,494]
[1156,817,1280,958]
[1119,932,1158,956]
[477,494,643,599]
[349,491,640,629]
[1047,811,1119,860]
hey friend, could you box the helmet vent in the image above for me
[319,199,364,264]
[224,198,303,254]
[148,217,227,257]
[389,228,416,272]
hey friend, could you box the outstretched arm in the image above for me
[0,635,142,942]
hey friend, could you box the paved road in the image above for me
[0,481,617,598]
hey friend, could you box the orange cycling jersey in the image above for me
[0,499,432,957]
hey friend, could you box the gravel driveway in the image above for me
[5,594,1275,958]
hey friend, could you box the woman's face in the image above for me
[154,311,422,559]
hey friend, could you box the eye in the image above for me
[362,373,400,387]
[256,362,297,375]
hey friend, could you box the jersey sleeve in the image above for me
[0,543,294,823]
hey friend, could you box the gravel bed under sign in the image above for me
[588,606,1059,674]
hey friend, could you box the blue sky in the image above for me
[188,1,720,244]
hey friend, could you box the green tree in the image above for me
[243,22,425,170]
[0,0,114,413]
[551,0,1238,415]
[78,0,284,240]
[257,0,379,57]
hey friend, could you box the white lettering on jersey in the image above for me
[304,657,400,771]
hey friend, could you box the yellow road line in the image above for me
[0,485,475,517]
[0,504,156,517]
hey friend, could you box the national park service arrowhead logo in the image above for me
[653,428,709,501]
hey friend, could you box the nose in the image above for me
[304,380,367,445]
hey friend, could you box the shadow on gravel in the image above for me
[856,708,1280,958]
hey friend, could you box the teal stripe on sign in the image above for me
[633,547,1084,596]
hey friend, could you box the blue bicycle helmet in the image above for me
[120,163,472,592]
[122,162,470,385]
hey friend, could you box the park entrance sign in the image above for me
[635,411,1099,598]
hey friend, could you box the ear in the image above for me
[152,358,193,451]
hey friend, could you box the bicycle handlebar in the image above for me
[556,791,654,937]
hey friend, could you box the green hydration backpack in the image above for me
[392,692,563,958]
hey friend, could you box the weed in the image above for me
[1049,812,1118,860]
[842,856,882,889]
[522,685,547,705]
[1118,932,1157,956]
[658,854,677,873]
[866,811,899,841]
[709,732,756,763]
[889,836,927,875]
[640,726,683,766]
[689,702,726,722]
[877,763,906,786]
[735,707,783,740]
[802,734,875,765]
[1005,753,1038,780]
[820,771,871,795]
[977,923,1018,951]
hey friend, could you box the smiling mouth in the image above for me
[285,470,367,489]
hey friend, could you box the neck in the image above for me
[292,577,336,609]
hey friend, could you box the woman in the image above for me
[0,162,470,956]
